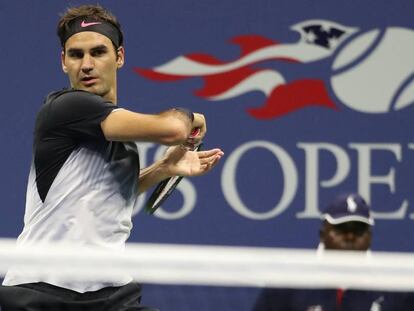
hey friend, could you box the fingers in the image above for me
[198,155,221,173]
[196,148,224,174]
[199,151,223,162]
[191,113,207,144]
[192,113,206,131]
[197,148,224,158]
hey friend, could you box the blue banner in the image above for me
[0,0,413,254]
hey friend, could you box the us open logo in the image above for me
[135,20,414,119]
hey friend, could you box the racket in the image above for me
[145,128,202,215]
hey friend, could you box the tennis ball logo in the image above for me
[331,27,414,113]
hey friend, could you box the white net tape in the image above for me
[0,238,413,291]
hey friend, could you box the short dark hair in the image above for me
[57,4,124,49]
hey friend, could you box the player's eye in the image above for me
[67,50,84,59]
[91,47,108,57]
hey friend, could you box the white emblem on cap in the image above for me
[346,196,357,213]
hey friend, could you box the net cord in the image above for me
[0,238,413,291]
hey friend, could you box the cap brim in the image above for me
[324,214,374,226]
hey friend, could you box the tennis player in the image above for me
[0,4,223,310]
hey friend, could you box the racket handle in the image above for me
[190,127,200,137]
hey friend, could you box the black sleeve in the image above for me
[39,90,116,142]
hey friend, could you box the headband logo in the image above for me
[80,20,102,28]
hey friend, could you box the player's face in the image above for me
[61,32,124,103]
[321,221,371,251]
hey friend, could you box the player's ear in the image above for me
[61,51,68,74]
[116,46,125,69]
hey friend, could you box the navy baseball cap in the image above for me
[322,193,374,225]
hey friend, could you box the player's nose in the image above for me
[81,54,94,73]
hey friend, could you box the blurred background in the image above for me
[0,1,413,309]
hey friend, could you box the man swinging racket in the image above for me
[0,4,223,310]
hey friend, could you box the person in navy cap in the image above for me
[318,193,373,252]
[253,193,411,311]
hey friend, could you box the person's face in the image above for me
[61,31,124,102]
[320,221,371,251]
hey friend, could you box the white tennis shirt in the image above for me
[3,89,140,292]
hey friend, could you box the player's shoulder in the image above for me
[44,88,110,106]
[40,89,116,118]
[34,89,116,129]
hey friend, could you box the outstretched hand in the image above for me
[163,145,224,177]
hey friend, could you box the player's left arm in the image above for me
[137,147,224,194]
[137,158,169,194]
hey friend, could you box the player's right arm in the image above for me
[101,108,197,145]
[41,90,204,147]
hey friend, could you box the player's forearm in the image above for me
[137,159,172,194]
[101,108,194,145]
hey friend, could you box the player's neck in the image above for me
[108,81,118,105]
[105,88,117,105]
[98,83,117,104]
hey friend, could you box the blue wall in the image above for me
[1,1,413,254]
[2,1,414,309]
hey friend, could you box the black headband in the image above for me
[61,17,123,48]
